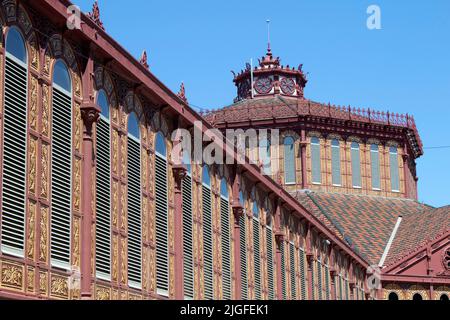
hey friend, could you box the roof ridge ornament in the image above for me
[177,82,188,103]
[140,50,149,69]
[87,0,105,31]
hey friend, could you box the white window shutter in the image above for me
[182,174,194,299]
[50,87,72,269]
[155,153,169,295]
[239,214,248,300]
[253,217,261,300]
[127,137,142,288]
[1,55,28,257]
[266,226,275,300]
[220,195,232,300]
[202,185,214,300]
[96,117,111,280]
[289,242,297,300]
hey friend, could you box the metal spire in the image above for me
[266,19,271,55]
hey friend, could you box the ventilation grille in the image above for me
[127,137,141,288]
[289,242,296,300]
[182,175,194,299]
[280,241,287,300]
[220,196,231,300]
[202,185,214,300]
[266,227,275,300]
[1,56,27,256]
[239,214,248,300]
[155,154,168,295]
[96,117,111,279]
[253,218,261,300]
[50,87,72,269]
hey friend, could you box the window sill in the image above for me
[353,186,362,189]
[372,188,381,191]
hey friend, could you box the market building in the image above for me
[0,0,448,300]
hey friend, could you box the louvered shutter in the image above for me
[280,241,287,300]
[253,217,261,300]
[339,276,343,300]
[202,185,214,300]
[239,214,248,300]
[370,145,380,189]
[266,226,275,300]
[311,138,321,184]
[220,195,231,300]
[331,140,341,186]
[127,137,141,288]
[50,86,72,269]
[182,174,194,299]
[310,261,315,300]
[351,143,361,187]
[390,147,400,191]
[325,265,330,300]
[155,153,169,295]
[345,279,349,300]
[300,250,306,300]
[284,138,296,184]
[289,242,296,300]
[317,261,323,300]
[96,116,111,279]
[1,55,27,256]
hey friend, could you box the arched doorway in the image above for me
[412,293,423,301]
[388,292,399,301]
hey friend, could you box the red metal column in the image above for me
[80,51,99,299]
[305,223,314,300]
[172,158,187,299]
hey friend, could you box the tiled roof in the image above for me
[292,191,448,266]
[384,205,450,267]
[203,96,423,158]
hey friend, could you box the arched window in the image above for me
[311,137,322,184]
[155,132,169,295]
[239,190,248,299]
[50,60,72,270]
[182,151,194,299]
[53,60,71,93]
[331,139,341,186]
[202,166,214,299]
[412,293,423,301]
[266,205,275,300]
[6,27,26,63]
[259,138,271,175]
[1,27,28,257]
[370,144,381,190]
[389,146,400,192]
[388,292,399,301]
[96,90,112,280]
[127,112,142,288]
[220,178,232,300]
[351,142,362,188]
[284,137,296,184]
[252,193,262,300]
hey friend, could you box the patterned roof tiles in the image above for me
[292,191,448,266]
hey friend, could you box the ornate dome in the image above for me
[232,46,308,102]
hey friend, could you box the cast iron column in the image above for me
[231,169,243,299]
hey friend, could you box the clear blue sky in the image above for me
[76,0,450,207]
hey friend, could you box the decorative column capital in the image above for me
[329,267,338,278]
[275,232,284,247]
[349,281,356,290]
[306,252,314,265]
[172,164,187,189]
[80,102,100,135]
[232,203,244,223]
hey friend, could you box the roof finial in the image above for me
[88,0,105,30]
[266,19,271,56]
[140,50,149,69]
[177,82,188,103]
